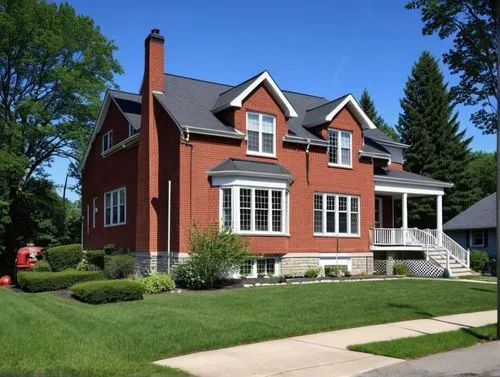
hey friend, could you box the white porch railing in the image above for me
[370,228,470,269]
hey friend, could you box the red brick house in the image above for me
[81,29,472,277]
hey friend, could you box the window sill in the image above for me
[313,233,360,239]
[328,163,353,170]
[246,151,277,159]
[104,223,126,228]
[235,231,290,237]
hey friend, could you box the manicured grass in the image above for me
[0,280,496,377]
[349,324,497,359]
[458,275,497,282]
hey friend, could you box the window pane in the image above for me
[112,207,118,224]
[247,130,259,152]
[326,196,335,211]
[272,191,282,232]
[105,208,111,225]
[314,210,323,233]
[328,130,338,164]
[339,213,348,233]
[314,194,323,210]
[350,213,359,234]
[351,197,359,212]
[262,133,274,154]
[338,196,347,211]
[257,259,266,274]
[119,204,125,224]
[341,148,351,165]
[262,116,274,133]
[240,189,251,231]
[247,113,259,131]
[255,190,269,231]
[240,260,252,276]
[105,193,111,209]
[266,258,275,274]
[341,132,351,165]
[222,188,232,228]
[326,212,335,233]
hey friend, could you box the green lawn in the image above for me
[458,275,497,282]
[349,324,497,359]
[0,280,496,377]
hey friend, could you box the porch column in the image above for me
[402,193,408,229]
[437,194,443,246]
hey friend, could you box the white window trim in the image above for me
[328,129,353,168]
[104,187,126,227]
[238,257,280,278]
[246,112,277,158]
[313,192,360,238]
[92,197,97,228]
[470,230,485,247]
[102,130,113,153]
[219,186,289,236]
[128,123,139,137]
[86,204,90,235]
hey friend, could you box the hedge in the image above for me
[44,244,83,272]
[104,255,135,279]
[17,270,105,292]
[85,250,105,269]
[70,280,144,304]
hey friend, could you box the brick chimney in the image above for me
[136,29,165,254]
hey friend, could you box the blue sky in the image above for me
[54,0,495,201]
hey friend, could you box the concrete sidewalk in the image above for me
[154,310,496,377]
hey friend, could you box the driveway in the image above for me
[154,310,496,377]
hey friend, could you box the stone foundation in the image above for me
[351,256,374,275]
[281,257,320,277]
[133,252,184,276]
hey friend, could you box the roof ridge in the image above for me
[215,70,267,97]
[165,73,232,87]
[108,88,141,97]
[305,94,351,112]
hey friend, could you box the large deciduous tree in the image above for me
[396,51,479,227]
[406,0,497,134]
[359,89,400,141]
[0,0,122,267]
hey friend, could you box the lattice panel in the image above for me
[374,259,444,277]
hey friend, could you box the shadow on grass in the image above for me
[387,302,434,318]
[470,287,496,293]
[460,326,496,341]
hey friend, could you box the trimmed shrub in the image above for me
[70,280,144,304]
[393,263,411,276]
[44,244,83,272]
[175,223,249,289]
[325,265,344,277]
[104,255,135,279]
[17,270,104,292]
[304,267,321,278]
[31,260,51,272]
[137,273,175,294]
[470,250,489,272]
[85,250,105,269]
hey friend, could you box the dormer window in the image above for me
[246,112,276,157]
[102,130,113,153]
[328,129,352,168]
[128,123,139,137]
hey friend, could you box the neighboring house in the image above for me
[81,29,471,277]
[444,193,496,257]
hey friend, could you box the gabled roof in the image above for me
[207,158,294,182]
[211,71,298,118]
[364,128,409,148]
[302,94,377,130]
[80,90,141,172]
[444,193,496,230]
[374,167,453,188]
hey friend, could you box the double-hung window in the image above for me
[328,129,352,167]
[104,187,126,226]
[313,193,359,236]
[470,230,485,247]
[102,130,113,152]
[246,112,276,157]
[220,186,288,235]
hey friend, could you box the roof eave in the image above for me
[374,176,454,188]
[207,170,295,183]
[183,125,245,140]
[282,135,329,147]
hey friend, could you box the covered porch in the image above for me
[369,168,470,273]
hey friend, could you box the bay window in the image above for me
[220,186,288,235]
[313,193,360,236]
[104,187,126,226]
[328,129,352,167]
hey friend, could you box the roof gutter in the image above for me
[366,136,410,148]
[182,126,245,140]
[359,150,391,160]
[282,135,328,147]
[207,170,295,183]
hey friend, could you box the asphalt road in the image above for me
[357,341,500,377]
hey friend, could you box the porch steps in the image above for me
[426,251,476,277]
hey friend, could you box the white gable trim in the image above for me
[215,71,298,118]
[325,94,377,130]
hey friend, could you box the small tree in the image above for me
[176,223,249,289]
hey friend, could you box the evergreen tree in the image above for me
[359,89,400,141]
[396,51,479,227]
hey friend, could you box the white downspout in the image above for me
[167,180,172,274]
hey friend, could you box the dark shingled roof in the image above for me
[302,95,349,128]
[109,90,141,130]
[360,138,391,157]
[207,158,293,180]
[211,71,264,112]
[444,193,496,230]
[364,128,408,147]
[374,167,453,187]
